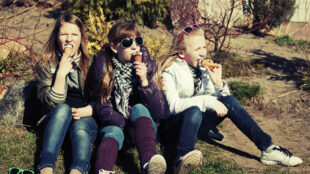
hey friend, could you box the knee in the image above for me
[99,126,124,149]
[130,104,151,122]
[183,106,202,126]
[51,103,72,122]
[220,96,242,111]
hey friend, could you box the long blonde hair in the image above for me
[100,21,141,103]
[155,27,205,89]
[36,12,90,80]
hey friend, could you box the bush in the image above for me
[274,35,310,49]
[251,0,296,31]
[143,35,169,60]
[230,81,261,103]
[85,6,112,55]
[212,51,253,78]
[0,51,34,85]
[67,0,170,28]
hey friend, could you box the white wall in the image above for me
[291,0,310,22]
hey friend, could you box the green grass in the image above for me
[274,35,310,49]
[0,125,298,174]
[229,81,261,104]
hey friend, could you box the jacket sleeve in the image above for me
[162,69,217,116]
[36,65,67,111]
[214,80,230,96]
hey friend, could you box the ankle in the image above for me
[40,167,53,174]
[264,144,275,152]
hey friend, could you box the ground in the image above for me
[216,35,310,173]
[0,2,309,174]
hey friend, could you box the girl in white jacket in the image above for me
[156,25,303,174]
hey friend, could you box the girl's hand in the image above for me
[213,100,228,117]
[72,105,93,120]
[57,54,73,77]
[134,61,148,87]
[206,61,223,88]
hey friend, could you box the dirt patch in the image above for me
[212,36,310,173]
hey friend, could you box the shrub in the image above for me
[85,6,112,55]
[0,51,34,84]
[212,51,253,78]
[251,0,296,31]
[230,81,261,103]
[274,35,310,48]
[67,0,170,28]
[143,35,169,60]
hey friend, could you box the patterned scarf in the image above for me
[188,66,202,95]
[112,55,138,118]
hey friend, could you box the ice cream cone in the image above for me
[64,45,73,55]
[134,52,142,62]
[201,59,220,68]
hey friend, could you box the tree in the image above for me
[250,0,296,31]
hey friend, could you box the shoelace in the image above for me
[273,146,293,157]
[99,169,115,174]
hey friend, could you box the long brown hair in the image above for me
[155,27,205,89]
[36,12,90,80]
[101,21,141,103]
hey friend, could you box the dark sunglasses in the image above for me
[177,24,200,43]
[9,167,34,174]
[120,36,143,48]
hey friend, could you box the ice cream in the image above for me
[64,45,73,55]
[134,52,142,62]
[201,59,220,68]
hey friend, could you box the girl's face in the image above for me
[111,36,141,63]
[58,22,81,57]
[180,34,207,68]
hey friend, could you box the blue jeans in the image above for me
[161,96,273,158]
[160,106,202,158]
[198,96,272,151]
[98,104,157,150]
[38,103,98,174]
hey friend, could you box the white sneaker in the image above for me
[99,169,115,174]
[143,154,167,174]
[261,145,303,166]
[174,150,203,174]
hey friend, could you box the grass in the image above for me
[229,81,261,104]
[274,35,310,49]
[0,124,299,174]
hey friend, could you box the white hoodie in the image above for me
[161,58,230,117]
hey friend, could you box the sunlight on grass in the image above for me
[0,125,299,174]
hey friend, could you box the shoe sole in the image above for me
[261,159,303,167]
[261,159,278,165]
[175,150,203,174]
[148,154,167,174]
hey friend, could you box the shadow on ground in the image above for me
[252,49,309,86]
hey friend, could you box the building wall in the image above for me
[291,0,310,22]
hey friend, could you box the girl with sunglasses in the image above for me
[87,21,167,174]
[156,25,303,173]
[36,13,98,174]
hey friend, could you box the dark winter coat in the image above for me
[85,45,165,129]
